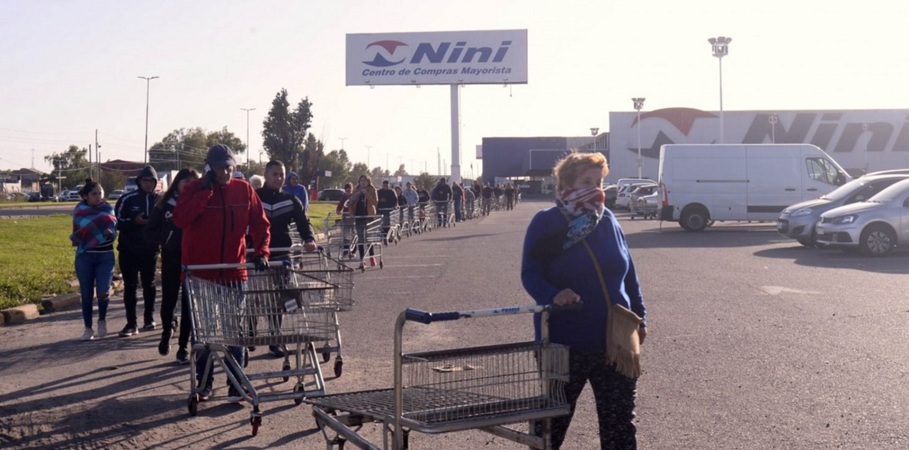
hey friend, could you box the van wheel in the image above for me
[860,224,896,256]
[679,207,709,232]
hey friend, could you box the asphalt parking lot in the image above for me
[1,200,908,449]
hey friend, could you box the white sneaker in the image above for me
[96,320,107,338]
[81,328,95,341]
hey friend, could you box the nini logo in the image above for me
[363,40,408,67]
[363,40,513,67]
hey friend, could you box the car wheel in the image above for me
[679,207,709,232]
[860,224,896,256]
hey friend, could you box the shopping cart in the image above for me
[306,304,571,449]
[185,262,345,436]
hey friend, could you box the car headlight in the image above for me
[832,214,857,224]
[791,208,813,217]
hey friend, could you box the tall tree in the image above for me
[149,127,245,172]
[350,162,369,180]
[262,89,313,175]
[317,149,352,188]
[393,164,408,176]
[44,145,89,189]
[299,133,325,185]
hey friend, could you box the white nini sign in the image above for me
[346,30,528,86]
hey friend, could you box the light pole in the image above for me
[708,36,731,143]
[769,113,778,143]
[862,122,870,174]
[365,145,372,169]
[632,98,646,178]
[138,76,159,164]
[590,127,599,154]
[241,107,255,173]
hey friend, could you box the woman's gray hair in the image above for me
[249,174,265,190]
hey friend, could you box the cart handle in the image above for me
[182,261,291,271]
[404,303,582,325]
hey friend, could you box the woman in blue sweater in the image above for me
[521,151,647,450]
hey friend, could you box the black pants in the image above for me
[355,217,374,261]
[160,254,190,350]
[550,349,638,450]
[119,250,158,327]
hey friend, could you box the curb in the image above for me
[41,293,82,314]
[1,304,40,324]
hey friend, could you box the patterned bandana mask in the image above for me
[556,187,606,249]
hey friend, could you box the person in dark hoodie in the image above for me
[256,160,317,357]
[284,171,309,213]
[146,168,200,363]
[114,165,161,337]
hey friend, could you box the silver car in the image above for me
[778,174,909,247]
[814,178,909,255]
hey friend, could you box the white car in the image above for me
[814,178,909,255]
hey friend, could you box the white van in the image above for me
[658,144,850,231]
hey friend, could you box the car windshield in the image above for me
[866,179,909,203]
[819,178,867,201]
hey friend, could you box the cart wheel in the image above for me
[293,383,304,405]
[321,348,331,364]
[334,359,343,377]
[282,363,291,382]
[379,260,384,269]
[250,416,262,436]
[187,395,198,416]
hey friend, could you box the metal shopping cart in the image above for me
[306,304,571,449]
[185,262,347,435]
[324,214,384,272]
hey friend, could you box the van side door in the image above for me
[745,148,802,221]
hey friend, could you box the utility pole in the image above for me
[95,129,101,180]
[241,107,256,174]
[138,76,159,164]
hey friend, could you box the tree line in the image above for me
[39,88,456,194]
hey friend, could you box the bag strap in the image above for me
[562,214,613,306]
[580,239,614,307]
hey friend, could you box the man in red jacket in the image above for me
[174,144,271,403]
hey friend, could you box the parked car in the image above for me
[317,189,345,202]
[778,174,909,246]
[814,178,909,256]
[603,184,618,209]
[615,182,656,210]
[107,189,124,201]
[27,192,41,202]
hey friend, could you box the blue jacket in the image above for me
[521,206,645,352]
[284,176,309,212]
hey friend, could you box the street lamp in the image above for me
[769,113,778,143]
[708,36,731,143]
[365,145,372,169]
[590,127,599,154]
[241,107,256,173]
[632,97,646,178]
[138,76,159,164]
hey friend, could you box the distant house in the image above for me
[7,168,45,193]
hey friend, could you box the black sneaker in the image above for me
[118,325,138,337]
[197,383,212,401]
[158,329,173,356]
[269,345,286,358]
[175,348,189,364]
[142,322,157,331]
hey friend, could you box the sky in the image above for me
[3,0,909,179]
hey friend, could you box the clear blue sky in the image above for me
[2,0,907,176]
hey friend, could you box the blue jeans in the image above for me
[75,251,115,329]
